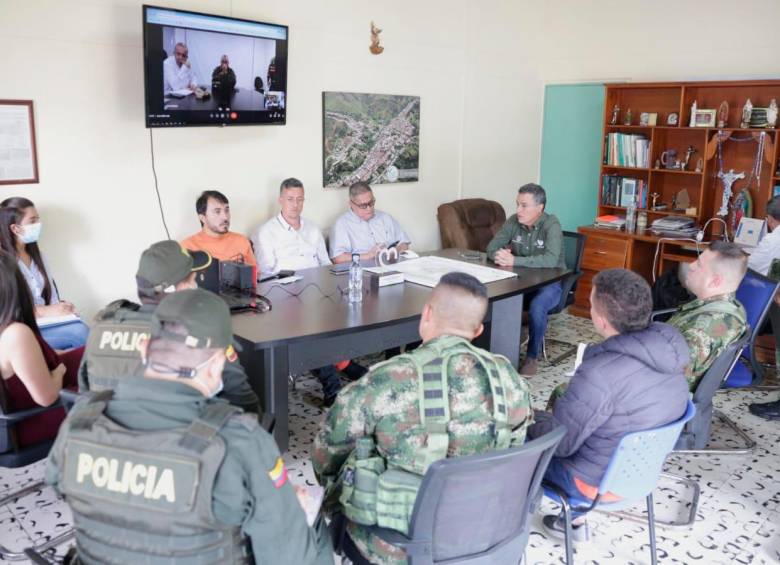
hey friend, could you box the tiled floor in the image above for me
[2,313,780,564]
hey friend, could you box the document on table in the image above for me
[365,255,517,288]
[37,313,81,328]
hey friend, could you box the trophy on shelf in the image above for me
[767,99,778,129]
[689,100,697,127]
[683,145,697,171]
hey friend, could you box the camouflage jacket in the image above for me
[313,334,533,565]
[667,292,747,390]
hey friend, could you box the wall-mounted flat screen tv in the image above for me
[143,5,288,127]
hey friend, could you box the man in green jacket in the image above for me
[487,183,565,375]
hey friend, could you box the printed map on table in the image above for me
[365,256,516,288]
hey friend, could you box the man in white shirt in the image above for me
[748,196,780,421]
[330,182,410,263]
[252,178,365,406]
[163,42,198,95]
[747,196,780,276]
[251,179,331,274]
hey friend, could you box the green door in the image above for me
[540,83,605,231]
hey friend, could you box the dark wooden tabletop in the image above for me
[231,248,569,348]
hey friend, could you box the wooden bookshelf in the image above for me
[571,80,780,317]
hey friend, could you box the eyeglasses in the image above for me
[351,199,376,210]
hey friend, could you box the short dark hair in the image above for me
[592,268,652,334]
[279,177,304,194]
[195,190,228,226]
[708,240,748,283]
[349,181,372,200]
[518,183,546,207]
[438,272,488,300]
[195,190,228,216]
[767,196,780,221]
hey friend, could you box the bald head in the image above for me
[419,273,488,342]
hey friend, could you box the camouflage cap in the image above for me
[151,288,232,349]
[136,240,211,292]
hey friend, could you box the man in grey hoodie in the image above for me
[531,268,689,543]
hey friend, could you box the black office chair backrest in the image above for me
[676,332,749,450]
[406,425,565,563]
[550,231,586,315]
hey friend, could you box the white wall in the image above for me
[2,0,779,318]
[0,0,469,317]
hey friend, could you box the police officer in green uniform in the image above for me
[78,240,260,415]
[46,289,333,564]
[314,273,533,565]
[486,183,565,376]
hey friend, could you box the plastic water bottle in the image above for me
[349,253,363,303]
[625,197,637,233]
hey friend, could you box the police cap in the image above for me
[137,240,211,293]
[151,289,232,349]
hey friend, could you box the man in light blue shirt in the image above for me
[330,182,410,263]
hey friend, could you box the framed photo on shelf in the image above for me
[0,100,39,185]
[692,109,717,128]
[640,112,658,126]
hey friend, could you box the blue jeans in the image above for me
[544,458,591,519]
[40,320,90,350]
[526,281,562,359]
[312,365,342,399]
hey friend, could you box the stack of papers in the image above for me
[594,215,626,229]
[37,313,81,328]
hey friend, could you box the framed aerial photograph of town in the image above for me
[322,92,420,188]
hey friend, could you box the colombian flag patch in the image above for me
[226,345,238,363]
[268,457,288,488]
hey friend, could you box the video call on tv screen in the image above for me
[143,5,288,128]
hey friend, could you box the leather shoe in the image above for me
[342,361,368,382]
[323,394,337,408]
[748,399,780,420]
[520,357,538,376]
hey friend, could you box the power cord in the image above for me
[149,129,171,239]
[262,281,347,300]
[698,217,730,243]
[652,237,701,283]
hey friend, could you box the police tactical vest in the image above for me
[59,392,252,564]
[79,300,151,392]
[339,336,515,535]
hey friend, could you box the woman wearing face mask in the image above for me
[0,197,90,350]
[0,252,81,447]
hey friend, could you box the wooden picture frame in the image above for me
[692,109,717,128]
[0,100,39,185]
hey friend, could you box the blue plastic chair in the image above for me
[543,400,696,565]
[726,269,779,387]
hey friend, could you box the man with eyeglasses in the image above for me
[163,42,198,95]
[486,183,565,376]
[330,182,411,264]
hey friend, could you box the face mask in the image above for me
[19,222,42,244]
[195,373,224,398]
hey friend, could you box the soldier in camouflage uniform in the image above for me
[313,272,533,565]
[667,240,748,390]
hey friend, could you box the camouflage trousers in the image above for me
[546,382,569,411]
[347,521,407,565]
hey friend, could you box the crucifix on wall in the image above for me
[716,169,745,217]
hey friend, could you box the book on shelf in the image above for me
[604,133,650,168]
[601,175,647,207]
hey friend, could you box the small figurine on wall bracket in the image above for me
[610,104,620,125]
[741,98,753,128]
[767,99,778,129]
[369,21,384,55]
[623,108,632,125]
[717,100,729,128]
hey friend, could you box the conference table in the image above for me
[232,249,570,450]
